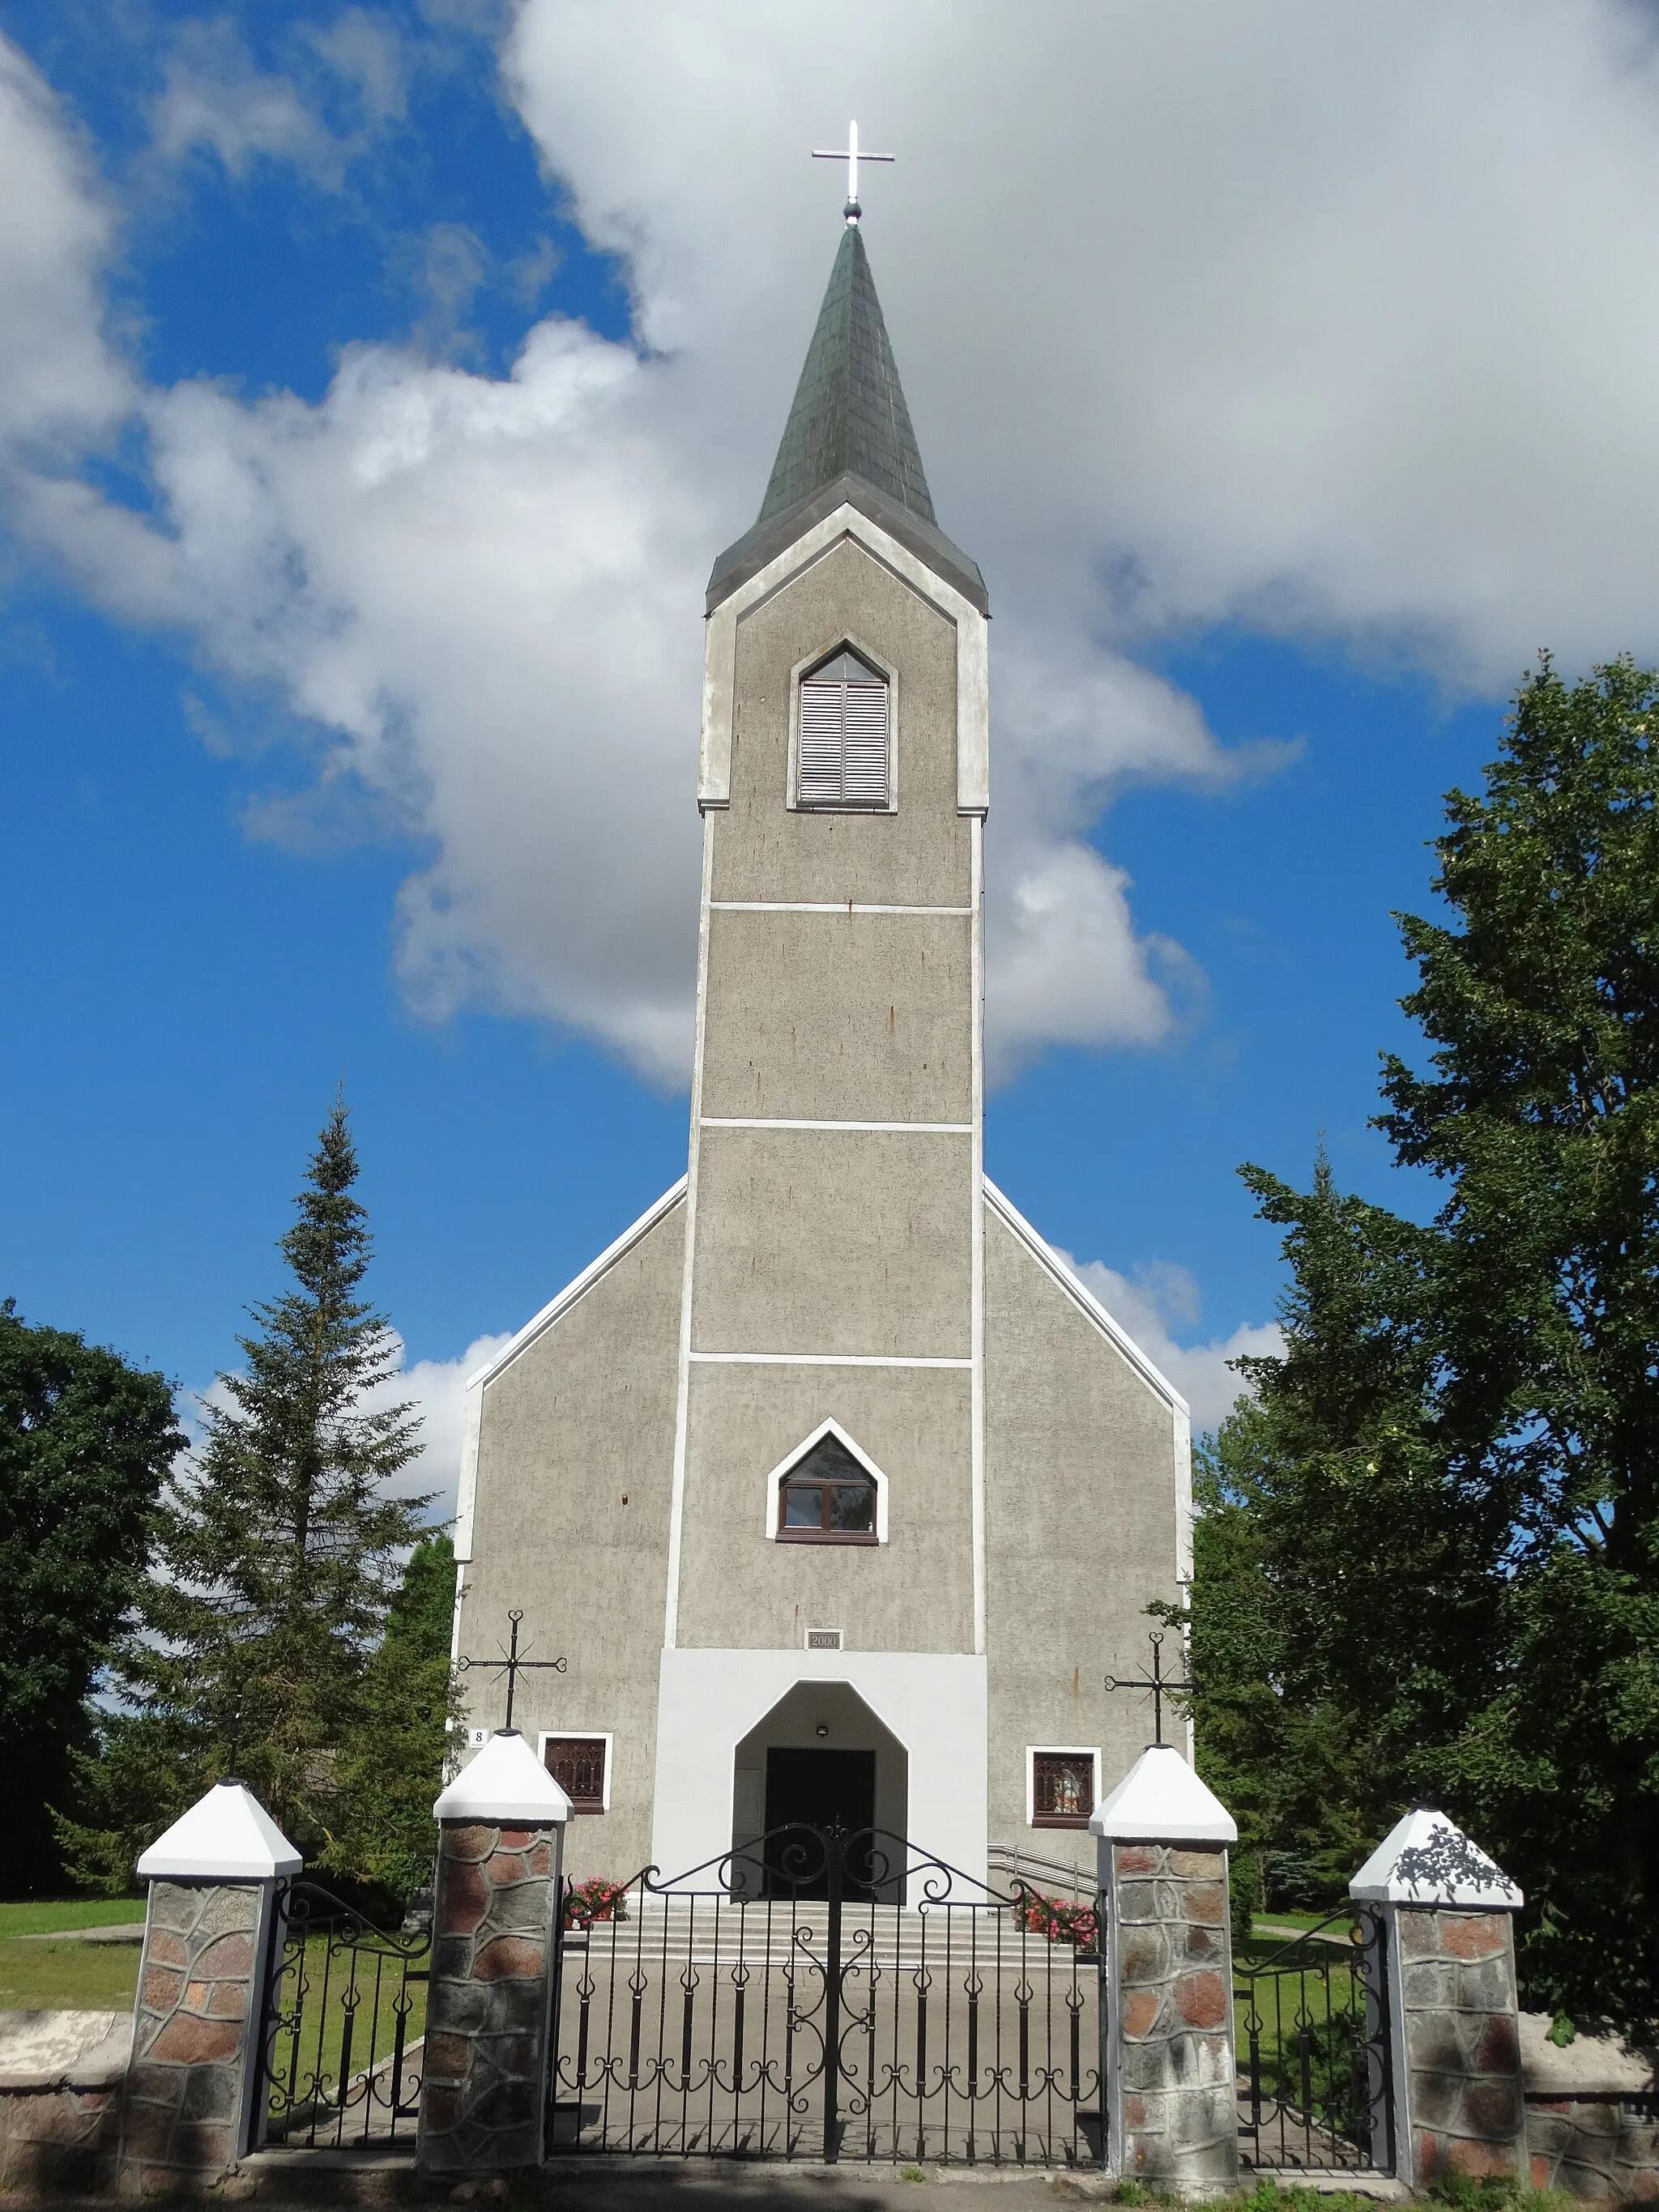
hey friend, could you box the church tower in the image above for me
[454,208,1190,1899]
[657,215,992,1870]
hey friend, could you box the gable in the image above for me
[983,1178,1188,1417]
[454,1178,685,1560]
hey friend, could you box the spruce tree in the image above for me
[63,1098,431,1881]
[321,1532,457,1902]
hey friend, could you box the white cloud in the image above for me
[0,40,131,453]
[148,11,408,189]
[1063,1252,1283,1435]
[377,1331,512,1522]
[12,5,1659,1077]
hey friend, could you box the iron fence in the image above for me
[255,1879,429,2150]
[1234,1905,1392,2172]
[548,1823,1104,2165]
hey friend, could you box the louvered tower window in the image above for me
[798,647,890,808]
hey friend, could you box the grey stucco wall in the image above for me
[674,1362,974,1652]
[463,1197,684,1885]
[713,537,969,908]
[692,1126,972,1358]
[700,907,972,1125]
[983,1204,1183,1876]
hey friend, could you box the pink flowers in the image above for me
[1015,1890,1099,1950]
[564,1877,630,1929]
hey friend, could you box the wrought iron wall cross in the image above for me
[1105,1628,1195,1748]
[458,1608,565,1732]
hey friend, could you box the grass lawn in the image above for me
[0,1937,140,2010]
[0,1898,145,1938]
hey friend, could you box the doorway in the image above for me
[763,1747,875,1898]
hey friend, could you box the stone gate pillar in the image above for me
[1092,1745,1239,2189]
[417,1728,572,2176]
[1350,1806,1526,2188]
[118,1781,301,2195]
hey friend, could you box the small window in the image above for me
[798,647,889,809]
[776,1433,878,1545]
[543,1734,609,1813]
[1030,1750,1097,1831]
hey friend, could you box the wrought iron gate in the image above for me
[1234,1905,1393,2173]
[254,1879,431,2151]
[548,1824,1104,2165]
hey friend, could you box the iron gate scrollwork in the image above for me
[1234,1903,1394,2173]
[548,1822,1105,2165]
[254,1878,430,2150]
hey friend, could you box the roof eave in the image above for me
[706,472,988,619]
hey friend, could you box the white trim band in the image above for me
[709,901,973,917]
[702,1118,973,1135]
[689,1351,972,1370]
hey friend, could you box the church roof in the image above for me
[708,226,987,616]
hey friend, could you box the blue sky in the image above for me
[2,0,1647,1486]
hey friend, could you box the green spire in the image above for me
[707,228,987,616]
[757,225,936,527]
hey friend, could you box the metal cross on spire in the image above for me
[1105,1628,1196,1750]
[812,121,894,226]
[458,1609,566,1733]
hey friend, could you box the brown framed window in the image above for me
[1031,1751,1095,1830]
[543,1735,608,1813]
[776,1433,878,1545]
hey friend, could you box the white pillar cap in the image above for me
[1350,1806,1522,1908]
[136,1780,301,1881]
[1090,1744,1238,1844]
[433,1728,573,1824]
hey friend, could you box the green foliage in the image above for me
[1378,657,1659,2031]
[1422,2170,1522,2212]
[1229,1848,1258,1944]
[60,1099,433,1888]
[1196,658,1659,2037]
[0,1303,183,1894]
[318,1532,456,1899]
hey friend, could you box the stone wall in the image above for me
[120,1879,264,2189]
[1527,2095,1659,2197]
[418,1820,560,2174]
[1397,1904,1525,2181]
[1111,1842,1235,2184]
[0,2010,130,2190]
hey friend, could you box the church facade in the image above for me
[453,219,1191,1899]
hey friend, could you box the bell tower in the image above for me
[660,207,992,1708]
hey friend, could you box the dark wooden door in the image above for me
[763,1748,876,1898]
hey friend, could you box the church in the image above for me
[452,192,1191,1900]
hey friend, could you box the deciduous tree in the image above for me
[0,1304,183,1891]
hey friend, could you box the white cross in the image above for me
[812,121,894,226]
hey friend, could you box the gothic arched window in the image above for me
[797,646,890,809]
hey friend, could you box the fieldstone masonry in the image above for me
[1528,2092,1659,2198]
[117,1881,266,2193]
[117,1779,300,2193]
[1108,1842,1238,2184]
[0,2011,132,2191]
[418,1819,563,2173]
[1092,1744,1239,2188]
[416,1734,570,2176]
[1393,1904,1527,2183]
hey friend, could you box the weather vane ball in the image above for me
[812,121,894,227]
